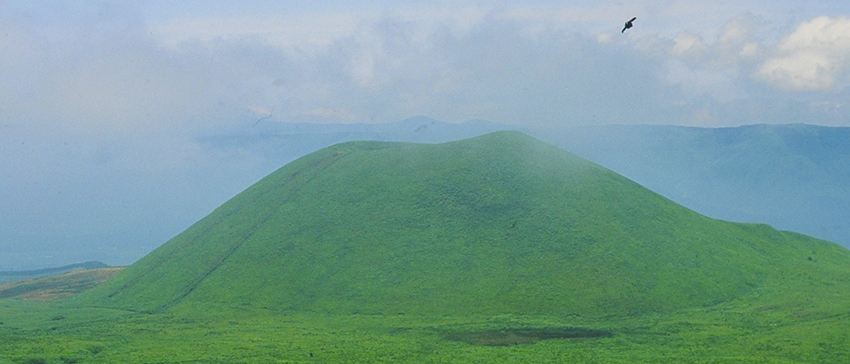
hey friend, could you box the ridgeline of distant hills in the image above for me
[0,261,109,284]
[0,261,121,301]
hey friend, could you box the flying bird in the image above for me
[253,107,274,127]
[622,17,636,33]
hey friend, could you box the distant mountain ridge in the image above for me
[0,267,122,301]
[0,261,108,284]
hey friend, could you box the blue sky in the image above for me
[1,0,849,269]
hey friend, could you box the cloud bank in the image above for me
[3,3,848,135]
[758,16,850,91]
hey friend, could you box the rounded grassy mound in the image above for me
[75,131,844,317]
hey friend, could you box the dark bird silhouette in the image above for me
[253,107,274,127]
[622,17,636,33]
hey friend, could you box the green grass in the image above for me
[3,131,850,362]
[2,295,849,363]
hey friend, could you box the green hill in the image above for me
[6,131,850,363]
[76,131,849,318]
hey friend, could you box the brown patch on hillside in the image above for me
[0,267,124,301]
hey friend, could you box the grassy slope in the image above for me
[75,131,845,318]
[539,124,850,248]
[3,131,850,363]
[0,262,109,285]
[0,268,123,301]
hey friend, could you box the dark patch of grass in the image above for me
[443,326,613,346]
[86,346,103,355]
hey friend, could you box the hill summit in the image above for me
[78,131,841,316]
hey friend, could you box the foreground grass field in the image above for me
[2,274,849,364]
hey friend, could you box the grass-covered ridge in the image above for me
[0,268,122,301]
[75,131,848,317]
[0,261,109,285]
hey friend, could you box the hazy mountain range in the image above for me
[0,261,108,285]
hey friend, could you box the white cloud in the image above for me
[48,49,192,135]
[306,108,358,122]
[670,33,704,58]
[639,17,761,102]
[149,12,366,50]
[738,42,761,60]
[757,16,850,91]
[596,33,613,43]
[663,60,740,102]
